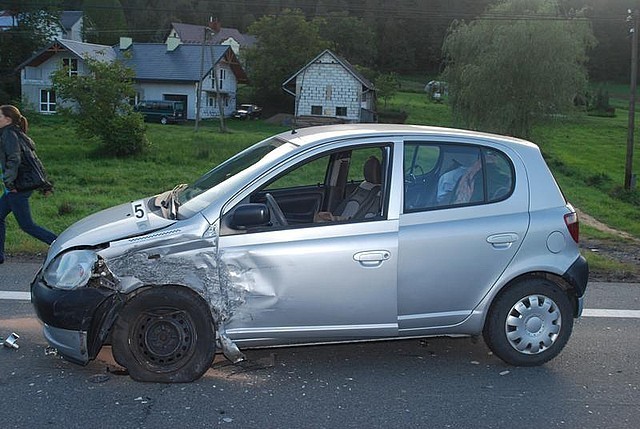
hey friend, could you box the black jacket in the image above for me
[0,124,50,192]
[0,124,22,191]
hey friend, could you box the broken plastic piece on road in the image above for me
[44,346,58,356]
[2,332,20,349]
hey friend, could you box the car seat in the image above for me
[332,156,382,220]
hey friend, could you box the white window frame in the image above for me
[62,58,78,76]
[218,68,226,89]
[40,89,56,113]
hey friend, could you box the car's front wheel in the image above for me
[111,286,215,382]
[483,278,574,366]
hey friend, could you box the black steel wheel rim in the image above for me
[130,309,197,373]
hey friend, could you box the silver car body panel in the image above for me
[221,219,399,345]
[44,201,176,267]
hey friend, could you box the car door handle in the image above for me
[353,251,391,267]
[486,233,519,249]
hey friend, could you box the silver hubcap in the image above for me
[505,294,561,355]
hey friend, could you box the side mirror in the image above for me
[231,203,270,228]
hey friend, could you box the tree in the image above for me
[375,72,400,108]
[83,0,127,45]
[0,3,60,103]
[244,9,329,109]
[442,0,595,138]
[317,12,376,68]
[51,56,148,156]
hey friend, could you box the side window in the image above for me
[485,148,514,202]
[225,145,388,234]
[347,147,385,183]
[266,156,329,190]
[403,143,514,212]
[404,143,439,178]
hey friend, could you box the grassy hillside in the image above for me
[4,93,639,260]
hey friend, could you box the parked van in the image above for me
[134,100,186,124]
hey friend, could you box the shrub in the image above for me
[588,88,616,117]
[377,109,408,124]
[106,113,150,156]
[51,56,149,156]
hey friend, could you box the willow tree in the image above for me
[442,0,595,138]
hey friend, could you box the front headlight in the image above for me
[43,250,98,290]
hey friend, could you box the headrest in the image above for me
[363,156,381,184]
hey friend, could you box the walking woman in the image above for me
[0,105,57,264]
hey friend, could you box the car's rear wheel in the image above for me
[111,286,215,382]
[483,278,573,366]
[160,116,168,125]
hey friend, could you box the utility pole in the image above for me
[208,17,227,133]
[626,9,638,190]
[195,26,206,132]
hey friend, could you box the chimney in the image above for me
[208,17,221,33]
[119,37,132,50]
[166,35,181,52]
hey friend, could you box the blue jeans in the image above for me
[0,190,57,261]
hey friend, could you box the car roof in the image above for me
[276,124,537,151]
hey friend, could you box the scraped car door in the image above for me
[219,143,399,346]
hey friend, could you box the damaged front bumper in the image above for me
[31,274,123,364]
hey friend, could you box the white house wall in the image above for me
[198,63,238,119]
[137,64,237,120]
[295,58,363,122]
[20,51,92,113]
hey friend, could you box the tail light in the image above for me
[564,211,579,243]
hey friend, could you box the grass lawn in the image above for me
[3,117,289,254]
[4,93,639,266]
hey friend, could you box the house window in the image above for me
[219,68,226,89]
[212,68,226,89]
[208,96,215,107]
[336,107,347,117]
[311,105,323,115]
[40,90,56,113]
[62,58,78,76]
[325,85,332,100]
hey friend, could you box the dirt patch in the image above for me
[577,209,640,282]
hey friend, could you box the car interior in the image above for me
[404,143,513,212]
[223,146,389,232]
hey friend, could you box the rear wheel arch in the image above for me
[483,274,575,366]
[493,272,579,316]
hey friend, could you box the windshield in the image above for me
[173,138,292,217]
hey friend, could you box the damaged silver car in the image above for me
[31,124,588,382]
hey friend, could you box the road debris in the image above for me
[2,332,20,349]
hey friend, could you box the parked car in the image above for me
[31,124,588,383]
[134,100,186,125]
[232,103,262,119]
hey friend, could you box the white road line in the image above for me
[0,291,31,301]
[582,309,640,319]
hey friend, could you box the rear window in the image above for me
[404,142,514,212]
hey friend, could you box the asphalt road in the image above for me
[1,262,639,429]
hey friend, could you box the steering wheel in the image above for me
[265,193,288,226]
[405,164,425,184]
